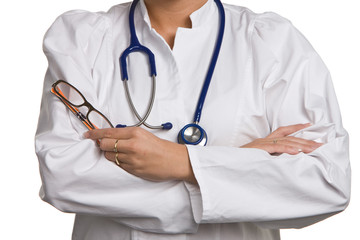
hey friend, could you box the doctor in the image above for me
[35,0,350,239]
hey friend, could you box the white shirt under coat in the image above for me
[35,0,351,239]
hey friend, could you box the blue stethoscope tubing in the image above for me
[118,0,225,146]
[118,0,172,130]
[178,0,225,146]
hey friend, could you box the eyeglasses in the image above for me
[51,80,114,130]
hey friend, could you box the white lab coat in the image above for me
[35,0,350,239]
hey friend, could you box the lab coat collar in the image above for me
[139,0,216,29]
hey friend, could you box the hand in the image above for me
[241,123,323,155]
[84,127,197,183]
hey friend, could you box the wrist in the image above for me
[163,141,188,180]
[174,144,197,184]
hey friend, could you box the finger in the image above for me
[115,161,136,176]
[262,143,300,155]
[268,137,322,148]
[104,151,131,164]
[106,153,134,173]
[99,138,131,152]
[276,139,319,153]
[268,123,311,138]
[84,127,136,140]
[286,136,323,149]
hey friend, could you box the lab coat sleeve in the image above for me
[184,12,351,229]
[36,11,197,234]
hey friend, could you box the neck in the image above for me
[144,0,208,48]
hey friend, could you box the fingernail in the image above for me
[83,132,90,138]
[305,123,312,126]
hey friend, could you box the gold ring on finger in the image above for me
[115,153,121,166]
[114,139,119,153]
[273,139,278,144]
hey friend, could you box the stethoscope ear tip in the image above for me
[116,124,127,128]
[162,122,173,130]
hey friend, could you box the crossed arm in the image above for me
[84,123,322,184]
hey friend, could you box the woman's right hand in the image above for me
[240,123,323,155]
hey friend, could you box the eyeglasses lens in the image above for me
[56,82,85,106]
[88,110,113,129]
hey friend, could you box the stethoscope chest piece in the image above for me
[178,123,208,146]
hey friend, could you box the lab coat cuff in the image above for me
[184,145,207,224]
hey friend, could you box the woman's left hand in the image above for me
[84,127,196,183]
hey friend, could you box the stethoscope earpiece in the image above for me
[162,122,173,130]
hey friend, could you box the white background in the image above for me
[0,0,358,239]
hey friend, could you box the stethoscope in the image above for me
[117,0,225,146]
